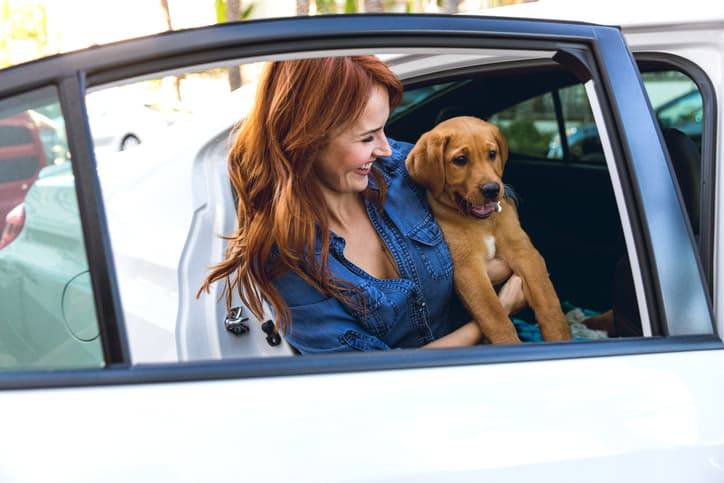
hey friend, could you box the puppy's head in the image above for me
[406,116,509,219]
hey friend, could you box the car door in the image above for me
[0,15,722,482]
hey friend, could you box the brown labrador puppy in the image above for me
[406,116,570,344]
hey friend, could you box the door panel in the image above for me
[0,350,722,482]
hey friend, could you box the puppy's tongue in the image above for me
[471,201,498,219]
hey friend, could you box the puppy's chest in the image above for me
[483,234,496,260]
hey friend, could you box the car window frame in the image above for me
[635,52,717,296]
[0,15,718,390]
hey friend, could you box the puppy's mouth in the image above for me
[454,194,499,219]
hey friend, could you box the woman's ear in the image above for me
[405,131,447,198]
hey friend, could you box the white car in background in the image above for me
[86,91,182,152]
[0,6,722,483]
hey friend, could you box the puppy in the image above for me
[406,116,570,344]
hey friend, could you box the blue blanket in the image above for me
[512,301,604,342]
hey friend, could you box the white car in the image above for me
[0,9,722,482]
[86,90,180,152]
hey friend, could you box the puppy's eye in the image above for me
[452,155,468,166]
[488,150,497,160]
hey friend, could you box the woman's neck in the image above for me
[320,187,366,234]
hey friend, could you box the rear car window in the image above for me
[0,87,103,370]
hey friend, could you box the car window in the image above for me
[640,69,705,242]
[0,87,103,370]
[642,71,702,148]
[393,81,457,118]
[488,91,561,160]
[81,49,673,364]
[480,68,706,246]
[486,83,602,164]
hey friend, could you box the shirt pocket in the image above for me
[352,281,414,340]
[406,216,454,280]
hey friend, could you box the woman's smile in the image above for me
[354,161,374,176]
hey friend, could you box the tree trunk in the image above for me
[364,0,384,12]
[160,0,173,28]
[297,0,310,15]
[159,0,182,101]
[226,0,243,91]
[442,0,460,13]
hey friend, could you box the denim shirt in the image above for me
[272,139,467,354]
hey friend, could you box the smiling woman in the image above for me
[197,56,526,354]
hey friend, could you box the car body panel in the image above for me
[0,349,722,482]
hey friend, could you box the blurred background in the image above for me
[0,0,534,137]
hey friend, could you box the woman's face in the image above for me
[315,85,393,195]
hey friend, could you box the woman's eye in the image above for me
[488,150,497,160]
[362,136,374,143]
[452,155,467,166]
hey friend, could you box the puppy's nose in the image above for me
[480,182,500,200]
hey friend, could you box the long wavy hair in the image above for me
[198,56,403,332]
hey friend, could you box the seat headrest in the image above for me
[662,128,700,235]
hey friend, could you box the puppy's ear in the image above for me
[405,131,447,198]
[491,124,509,166]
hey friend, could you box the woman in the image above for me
[200,56,525,354]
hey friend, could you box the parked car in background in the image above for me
[0,110,66,235]
[86,91,181,152]
[547,86,704,162]
[0,9,722,482]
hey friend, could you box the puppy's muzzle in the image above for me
[480,182,501,200]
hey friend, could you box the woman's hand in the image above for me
[424,273,528,349]
[486,257,513,286]
[498,274,527,315]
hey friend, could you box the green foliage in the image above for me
[500,120,553,158]
[241,3,255,19]
[316,0,336,13]
[344,0,357,13]
[215,0,225,22]
[215,0,255,22]
[0,1,48,68]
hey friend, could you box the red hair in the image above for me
[199,56,403,332]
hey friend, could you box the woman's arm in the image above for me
[423,274,527,348]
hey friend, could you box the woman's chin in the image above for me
[346,174,369,192]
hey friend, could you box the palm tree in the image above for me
[159,0,182,101]
[215,0,255,91]
[226,0,243,91]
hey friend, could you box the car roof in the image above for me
[480,0,724,30]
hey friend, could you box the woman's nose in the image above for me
[376,133,392,157]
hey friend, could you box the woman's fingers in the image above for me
[498,274,527,315]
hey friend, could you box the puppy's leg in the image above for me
[498,229,570,341]
[454,252,521,344]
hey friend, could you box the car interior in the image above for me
[384,57,702,341]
